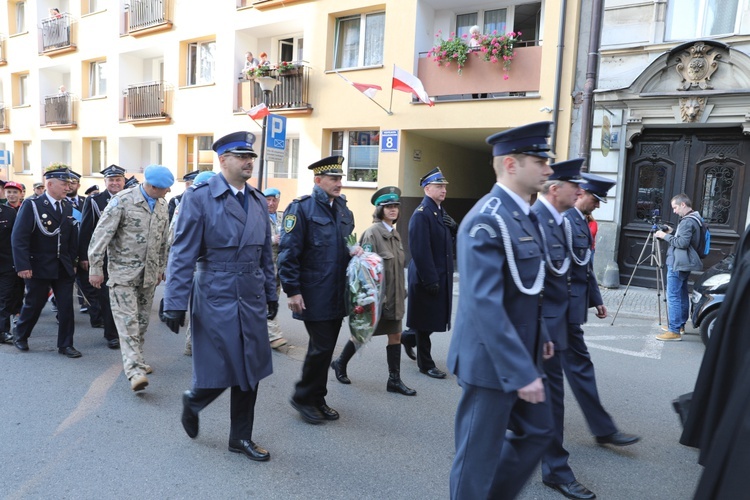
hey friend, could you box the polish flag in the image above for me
[247,103,270,120]
[392,65,434,106]
[351,81,382,99]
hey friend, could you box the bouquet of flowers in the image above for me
[345,234,385,349]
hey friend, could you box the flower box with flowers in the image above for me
[428,30,521,80]
[277,61,302,76]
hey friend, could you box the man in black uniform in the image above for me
[278,155,360,424]
[78,164,126,349]
[66,170,100,321]
[168,170,199,222]
[0,195,23,344]
[85,185,100,197]
[11,167,81,357]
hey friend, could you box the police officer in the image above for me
[79,164,126,349]
[447,122,555,499]
[532,159,597,499]
[12,167,81,357]
[278,155,360,424]
[88,165,173,391]
[402,167,456,378]
[168,170,199,222]
[163,131,276,462]
[563,174,640,449]
[263,187,287,349]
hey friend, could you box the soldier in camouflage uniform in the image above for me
[263,187,286,349]
[88,165,174,392]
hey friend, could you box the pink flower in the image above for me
[503,55,509,61]
[353,305,364,314]
[450,32,455,37]
[503,74,509,80]
[490,56,498,63]
[492,30,498,35]
[461,34,468,38]
[517,31,522,36]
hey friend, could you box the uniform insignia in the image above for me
[469,223,497,238]
[433,212,438,216]
[283,214,297,233]
[417,206,424,212]
[109,197,119,208]
[362,243,373,252]
[519,236,534,242]
[42,214,47,219]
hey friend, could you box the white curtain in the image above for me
[364,12,385,66]
[336,17,360,69]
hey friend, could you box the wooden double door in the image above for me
[618,127,750,287]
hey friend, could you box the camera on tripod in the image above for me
[643,209,670,232]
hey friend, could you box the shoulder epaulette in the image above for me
[293,195,311,203]
[192,182,210,191]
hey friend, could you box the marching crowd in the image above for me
[2,123,649,499]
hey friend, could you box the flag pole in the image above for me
[388,64,395,114]
[335,72,393,116]
[240,108,263,130]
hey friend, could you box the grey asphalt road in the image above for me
[0,286,705,499]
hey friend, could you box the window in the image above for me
[187,40,216,86]
[331,130,379,184]
[184,135,214,176]
[666,0,740,40]
[457,4,538,45]
[16,141,30,173]
[91,139,106,174]
[14,1,26,34]
[89,61,107,97]
[334,12,385,69]
[18,74,28,106]
[87,0,103,14]
[269,138,299,179]
[457,9,507,38]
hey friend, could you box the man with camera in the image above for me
[654,194,704,341]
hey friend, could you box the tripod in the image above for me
[611,227,668,325]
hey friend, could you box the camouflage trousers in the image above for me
[267,318,283,342]
[109,284,156,381]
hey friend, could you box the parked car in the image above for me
[691,253,734,345]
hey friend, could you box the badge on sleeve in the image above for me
[362,243,373,252]
[283,214,297,233]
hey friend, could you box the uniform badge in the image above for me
[283,214,296,233]
[362,243,373,252]
[42,214,48,219]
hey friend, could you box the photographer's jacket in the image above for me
[663,211,703,272]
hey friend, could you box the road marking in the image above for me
[584,330,665,359]
[54,362,122,436]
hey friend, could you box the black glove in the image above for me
[267,301,279,320]
[425,282,440,296]
[162,310,186,334]
[158,298,165,322]
[443,213,458,235]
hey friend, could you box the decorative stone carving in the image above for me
[679,97,706,122]
[675,42,721,90]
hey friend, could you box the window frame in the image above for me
[333,11,385,70]
[18,73,28,106]
[90,138,106,174]
[183,134,214,178]
[88,60,107,97]
[186,40,216,86]
[14,1,27,34]
[665,0,744,41]
[331,130,380,187]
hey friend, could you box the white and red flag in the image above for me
[247,103,270,120]
[392,65,434,106]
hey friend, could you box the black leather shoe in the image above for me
[543,480,596,499]
[595,431,640,447]
[330,359,351,384]
[91,320,104,328]
[402,343,416,361]
[106,338,120,350]
[182,391,199,438]
[58,346,82,358]
[14,339,29,351]
[318,404,339,420]
[290,399,325,424]
[420,367,447,379]
[228,439,270,462]
[0,332,13,344]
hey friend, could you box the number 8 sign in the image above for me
[380,130,399,153]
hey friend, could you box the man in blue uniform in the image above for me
[168,170,199,222]
[447,122,555,499]
[11,167,81,357]
[532,159,598,499]
[163,131,276,461]
[562,174,640,453]
[278,155,359,424]
[79,164,126,349]
[402,167,456,378]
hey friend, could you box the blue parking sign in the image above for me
[381,130,398,152]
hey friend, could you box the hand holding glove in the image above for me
[267,301,279,320]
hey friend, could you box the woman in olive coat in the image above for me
[331,187,415,396]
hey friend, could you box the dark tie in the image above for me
[55,201,62,215]
[528,211,538,224]
[236,191,245,209]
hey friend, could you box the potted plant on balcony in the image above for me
[248,65,274,79]
[428,31,471,75]
[428,30,522,79]
[475,31,522,80]
[277,61,301,76]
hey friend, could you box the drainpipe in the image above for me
[549,0,568,162]
[578,0,605,170]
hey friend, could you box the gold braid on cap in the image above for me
[313,164,340,175]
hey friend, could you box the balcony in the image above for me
[39,13,77,55]
[124,0,173,37]
[122,81,172,125]
[42,93,76,128]
[0,106,8,132]
[237,66,312,115]
[417,46,543,101]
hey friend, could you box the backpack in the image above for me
[686,214,711,259]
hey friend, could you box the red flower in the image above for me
[353,305,365,314]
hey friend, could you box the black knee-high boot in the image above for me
[331,340,356,384]
[386,344,416,396]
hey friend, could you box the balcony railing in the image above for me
[124,0,173,35]
[122,81,172,122]
[39,13,76,53]
[42,93,75,127]
[417,46,543,101]
[237,65,311,113]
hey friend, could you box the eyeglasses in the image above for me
[226,153,255,160]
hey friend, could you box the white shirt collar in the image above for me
[496,182,530,215]
[228,183,246,196]
[44,192,61,206]
[574,207,586,221]
[381,220,394,232]
[539,195,563,225]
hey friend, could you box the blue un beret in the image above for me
[263,187,281,198]
[144,165,175,189]
[486,121,555,159]
[193,171,216,185]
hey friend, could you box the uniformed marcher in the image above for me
[124,175,139,189]
[168,170,199,222]
[331,186,416,396]
[88,165,174,391]
[32,182,45,199]
[402,167,456,378]
[66,170,100,320]
[79,165,126,348]
[531,159,598,499]
[3,181,23,210]
[11,167,81,357]
[162,131,276,462]
[562,174,640,449]
[278,155,360,424]
[84,185,100,197]
[447,122,555,499]
[0,199,23,344]
[263,187,287,349]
